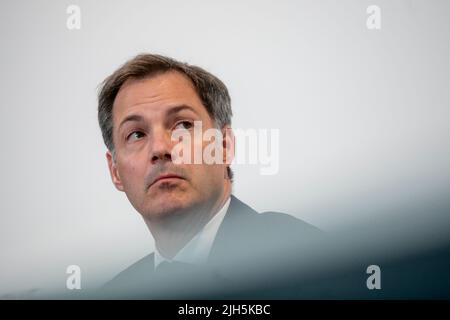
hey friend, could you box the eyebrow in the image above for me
[118,114,145,131]
[118,104,199,130]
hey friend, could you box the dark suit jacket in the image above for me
[99,195,450,299]
[100,195,323,298]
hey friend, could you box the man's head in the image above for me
[98,54,234,220]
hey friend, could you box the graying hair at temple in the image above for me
[97,53,233,180]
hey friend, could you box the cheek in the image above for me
[119,163,143,191]
[190,163,224,189]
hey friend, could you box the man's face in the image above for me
[106,71,230,220]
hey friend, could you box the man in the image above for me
[97,54,322,298]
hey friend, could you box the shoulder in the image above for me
[245,210,324,249]
[226,195,323,238]
[257,210,323,235]
[211,196,325,262]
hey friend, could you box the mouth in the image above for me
[149,173,185,188]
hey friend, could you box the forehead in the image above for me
[112,71,206,121]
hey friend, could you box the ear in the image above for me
[106,151,125,192]
[222,126,235,167]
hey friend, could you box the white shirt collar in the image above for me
[154,196,231,269]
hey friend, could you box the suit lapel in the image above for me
[208,195,260,263]
[104,195,259,293]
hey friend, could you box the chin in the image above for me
[141,191,194,219]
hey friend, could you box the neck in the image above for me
[145,182,231,259]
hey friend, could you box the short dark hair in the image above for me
[97,53,233,180]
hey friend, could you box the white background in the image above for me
[0,0,449,294]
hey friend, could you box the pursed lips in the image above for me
[149,173,184,188]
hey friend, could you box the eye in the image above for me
[174,121,194,130]
[127,131,145,141]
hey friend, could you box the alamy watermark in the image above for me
[66,265,81,290]
[366,5,381,30]
[170,121,279,175]
[366,264,381,290]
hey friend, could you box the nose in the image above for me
[150,127,173,164]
